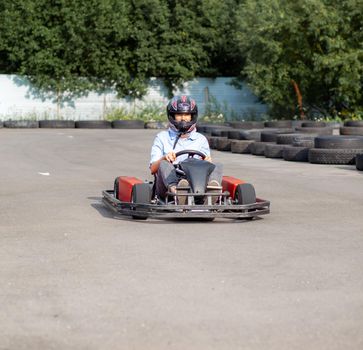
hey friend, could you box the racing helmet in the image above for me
[167,95,198,133]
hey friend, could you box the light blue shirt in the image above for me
[150,128,210,165]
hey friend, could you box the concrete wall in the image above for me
[0,75,268,121]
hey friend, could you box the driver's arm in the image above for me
[150,151,176,174]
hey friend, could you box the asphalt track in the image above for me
[0,129,362,350]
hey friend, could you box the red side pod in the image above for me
[222,176,245,199]
[118,176,143,202]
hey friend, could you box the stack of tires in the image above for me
[309,136,363,165]
[340,120,363,136]
[282,134,316,162]
[295,121,334,135]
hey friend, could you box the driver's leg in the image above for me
[155,160,179,198]
[205,162,223,204]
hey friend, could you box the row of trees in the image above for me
[0,0,362,118]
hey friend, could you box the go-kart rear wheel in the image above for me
[131,183,151,220]
[113,177,120,199]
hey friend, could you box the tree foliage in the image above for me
[234,0,363,117]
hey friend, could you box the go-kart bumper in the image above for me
[102,190,270,220]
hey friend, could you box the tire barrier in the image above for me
[4,120,39,128]
[39,120,76,128]
[314,136,363,149]
[309,148,363,165]
[264,144,290,158]
[344,120,363,127]
[230,140,255,154]
[264,120,292,128]
[75,120,112,129]
[227,129,261,141]
[216,138,232,151]
[228,121,265,129]
[250,142,274,156]
[356,154,363,171]
[339,126,363,136]
[145,121,168,129]
[283,146,310,162]
[301,121,326,127]
[295,126,334,135]
[112,120,145,129]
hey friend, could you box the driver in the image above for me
[149,95,223,204]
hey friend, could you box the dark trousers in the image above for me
[155,160,223,198]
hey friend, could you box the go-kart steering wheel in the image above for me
[175,149,206,160]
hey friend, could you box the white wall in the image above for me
[0,75,267,121]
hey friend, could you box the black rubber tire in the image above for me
[4,120,39,128]
[283,146,309,162]
[260,130,293,142]
[276,133,309,145]
[264,144,290,158]
[229,121,265,129]
[145,121,168,129]
[112,120,145,129]
[250,142,274,156]
[295,126,333,135]
[211,128,231,137]
[309,148,363,165]
[203,125,230,135]
[114,177,120,200]
[39,120,76,128]
[131,183,152,220]
[292,139,315,148]
[235,183,256,205]
[344,120,363,127]
[0,121,3,128]
[207,136,220,149]
[314,135,363,149]
[356,154,363,171]
[339,126,363,136]
[227,129,260,141]
[75,120,112,129]
[301,121,326,127]
[216,138,232,151]
[264,120,292,128]
[231,140,255,154]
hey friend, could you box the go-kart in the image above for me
[102,150,270,220]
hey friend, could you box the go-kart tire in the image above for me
[264,144,289,158]
[39,120,75,128]
[264,120,292,128]
[356,154,363,171]
[250,142,274,156]
[283,146,309,162]
[231,140,255,154]
[339,126,363,136]
[112,120,145,129]
[314,136,363,149]
[235,183,256,205]
[301,121,326,127]
[309,148,363,165]
[344,121,363,127]
[131,183,152,220]
[216,138,231,151]
[114,177,120,200]
[75,120,112,129]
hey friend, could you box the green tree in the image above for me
[235,0,363,118]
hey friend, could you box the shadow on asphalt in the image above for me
[89,196,263,225]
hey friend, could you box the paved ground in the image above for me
[0,129,362,350]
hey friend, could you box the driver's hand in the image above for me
[205,155,212,162]
[165,151,176,163]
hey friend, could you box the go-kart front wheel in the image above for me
[131,183,152,220]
